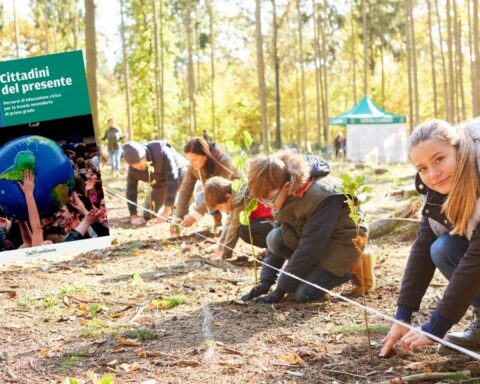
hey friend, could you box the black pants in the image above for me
[238,219,273,248]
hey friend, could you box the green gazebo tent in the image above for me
[329,96,407,163]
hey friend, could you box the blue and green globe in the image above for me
[0,135,75,220]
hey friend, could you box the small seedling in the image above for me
[123,328,159,341]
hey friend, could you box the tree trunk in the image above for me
[446,0,455,121]
[320,0,329,147]
[351,13,357,104]
[312,0,322,148]
[160,0,165,139]
[84,0,101,144]
[272,0,282,149]
[427,0,438,117]
[153,0,162,139]
[467,0,475,116]
[206,0,216,141]
[435,0,449,121]
[13,0,20,58]
[185,0,196,137]
[255,0,269,152]
[296,0,308,151]
[404,0,414,133]
[362,0,367,95]
[194,3,201,93]
[295,64,301,149]
[454,2,466,121]
[408,0,419,125]
[120,0,133,141]
[473,0,480,117]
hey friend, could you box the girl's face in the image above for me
[410,139,458,195]
[186,152,207,171]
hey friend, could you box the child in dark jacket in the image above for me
[381,119,480,356]
[241,150,366,303]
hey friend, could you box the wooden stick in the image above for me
[382,370,470,384]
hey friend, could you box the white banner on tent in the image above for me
[346,123,407,163]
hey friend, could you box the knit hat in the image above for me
[123,142,146,164]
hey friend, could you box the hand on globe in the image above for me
[18,170,35,196]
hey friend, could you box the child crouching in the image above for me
[242,150,368,303]
[204,176,273,260]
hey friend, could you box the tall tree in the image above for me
[362,0,367,95]
[120,0,133,141]
[185,0,196,137]
[435,0,449,120]
[404,0,413,132]
[272,0,281,148]
[320,0,330,146]
[427,0,438,117]
[453,2,466,121]
[255,0,269,152]
[351,11,357,104]
[84,0,100,142]
[446,0,455,121]
[159,0,165,139]
[296,0,308,150]
[153,0,162,139]
[407,0,419,125]
[312,0,322,147]
[473,0,480,116]
[206,0,216,141]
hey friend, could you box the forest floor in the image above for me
[0,162,478,384]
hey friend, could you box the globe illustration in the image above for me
[0,135,75,220]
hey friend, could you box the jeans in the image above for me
[109,149,122,171]
[266,227,351,303]
[430,233,480,307]
[238,219,273,248]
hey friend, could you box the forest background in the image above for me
[2,0,480,154]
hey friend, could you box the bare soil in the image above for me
[0,163,476,383]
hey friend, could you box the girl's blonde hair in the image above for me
[409,119,480,235]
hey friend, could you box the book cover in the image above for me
[0,50,111,265]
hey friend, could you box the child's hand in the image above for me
[18,170,35,196]
[240,282,271,301]
[254,288,285,304]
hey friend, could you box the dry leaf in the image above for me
[129,362,140,372]
[40,348,51,357]
[116,336,141,347]
[137,348,147,358]
[87,370,98,381]
[278,353,305,365]
[63,296,70,306]
[406,362,430,372]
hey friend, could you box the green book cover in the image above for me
[0,51,110,265]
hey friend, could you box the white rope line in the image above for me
[103,185,480,360]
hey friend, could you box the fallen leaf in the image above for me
[40,348,51,357]
[137,348,147,358]
[286,370,304,377]
[63,296,70,306]
[406,362,430,372]
[278,353,305,365]
[116,336,141,347]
